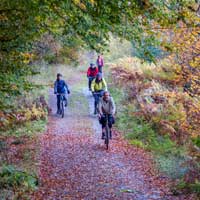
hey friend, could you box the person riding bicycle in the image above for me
[91,73,107,114]
[87,63,98,91]
[96,55,104,73]
[98,91,116,139]
[54,73,70,114]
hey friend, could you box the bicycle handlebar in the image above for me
[55,93,65,95]
[92,90,104,95]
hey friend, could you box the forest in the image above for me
[0,0,200,199]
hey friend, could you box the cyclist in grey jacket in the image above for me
[98,91,116,139]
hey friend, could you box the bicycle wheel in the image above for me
[61,100,64,118]
[105,124,109,150]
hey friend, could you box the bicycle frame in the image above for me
[57,93,66,118]
[104,114,110,150]
[93,90,104,114]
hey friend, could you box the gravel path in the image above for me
[32,73,190,200]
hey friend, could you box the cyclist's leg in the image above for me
[57,95,61,113]
[93,93,98,114]
[88,77,93,90]
[108,114,114,128]
[96,93,100,111]
[98,65,102,73]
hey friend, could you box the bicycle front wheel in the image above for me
[105,125,109,150]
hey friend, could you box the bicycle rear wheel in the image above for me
[105,125,109,150]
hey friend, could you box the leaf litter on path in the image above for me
[32,79,193,200]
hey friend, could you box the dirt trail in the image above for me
[32,71,188,200]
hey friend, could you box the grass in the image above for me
[0,165,38,200]
[175,179,200,197]
[1,62,78,136]
[0,61,59,200]
[129,139,145,148]
[0,119,41,199]
[109,84,189,180]
[0,119,47,137]
[155,154,188,179]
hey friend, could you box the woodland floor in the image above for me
[31,71,193,200]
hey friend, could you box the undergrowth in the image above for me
[0,119,47,137]
[110,86,189,178]
[109,82,200,197]
[0,165,38,200]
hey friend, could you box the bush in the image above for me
[0,165,38,190]
[108,52,200,197]
[192,136,200,148]
[43,53,57,64]
[175,179,200,196]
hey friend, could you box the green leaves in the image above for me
[0,0,198,110]
[0,165,38,190]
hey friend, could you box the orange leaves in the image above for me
[168,24,200,97]
[32,124,171,199]
[110,56,200,141]
[0,100,47,131]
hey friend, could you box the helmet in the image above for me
[96,72,102,78]
[90,63,94,67]
[57,73,62,77]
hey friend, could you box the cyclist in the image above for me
[91,73,107,114]
[96,55,104,73]
[98,91,116,139]
[87,63,98,91]
[54,73,70,114]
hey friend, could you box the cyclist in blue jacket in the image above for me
[54,73,70,114]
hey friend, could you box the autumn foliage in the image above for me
[110,55,200,194]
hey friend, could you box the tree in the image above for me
[0,0,198,108]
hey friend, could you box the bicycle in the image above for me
[57,93,67,118]
[92,90,104,114]
[104,114,111,150]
